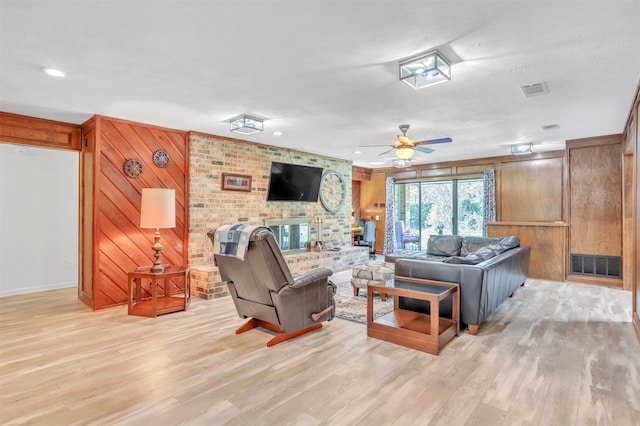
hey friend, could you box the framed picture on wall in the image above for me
[222,173,252,192]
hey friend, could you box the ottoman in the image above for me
[351,263,394,301]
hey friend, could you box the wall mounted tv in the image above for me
[266,162,323,202]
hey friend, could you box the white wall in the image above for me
[0,143,79,297]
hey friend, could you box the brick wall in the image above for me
[188,132,354,299]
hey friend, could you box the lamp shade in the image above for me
[140,188,176,229]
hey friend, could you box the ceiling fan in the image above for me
[360,124,452,158]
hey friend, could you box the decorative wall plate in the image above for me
[152,149,171,168]
[123,158,144,179]
[320,170,347,213]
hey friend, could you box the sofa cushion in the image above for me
[427,235,463,257]
[460,236,500,256]
[463,243,507,263]
[442,255,480,265]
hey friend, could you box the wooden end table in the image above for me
[128,267,190,317]
[367,275,460,355]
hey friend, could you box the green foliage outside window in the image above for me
[395,178,484,249]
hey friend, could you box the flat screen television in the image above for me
[266,162,323,202]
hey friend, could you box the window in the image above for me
[394,178,484,249]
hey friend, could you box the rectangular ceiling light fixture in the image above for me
[511,143,533,155]
[399,50,451,89]
[230,114,264,135]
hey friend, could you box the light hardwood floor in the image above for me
[1,273,639,425]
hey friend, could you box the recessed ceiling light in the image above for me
[42,67,65,78]
[273,131,283,136]
[353,151,361,155]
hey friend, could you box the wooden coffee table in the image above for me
[367,275,460,355]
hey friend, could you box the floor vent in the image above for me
[570,254,622,278]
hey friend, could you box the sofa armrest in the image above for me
[289,267,333,289]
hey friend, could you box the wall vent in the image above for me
[520,81,549,97]
[570,254,622,278]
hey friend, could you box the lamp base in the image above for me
[150,228,165,273]
[150,263,165,274]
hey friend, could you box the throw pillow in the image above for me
[427,235,463,256]
[499,236,521,250]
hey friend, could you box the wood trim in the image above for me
[487,221,568,227]
[622,80,640,156]
[378,150,566,179]
[566,274,623,288]
[352,166,372,181]
[566,133,622,149]
[0,112,81,150]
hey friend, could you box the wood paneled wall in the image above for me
[622,82,639,339]
[567,136,622,259]
[360,173,386,253]
[352,180,361,223]
[499,157,564,222]
[487,222,568,281]
[80,116,188,309]
[366,143,630,288]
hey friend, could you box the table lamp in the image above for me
[140,188,176,273]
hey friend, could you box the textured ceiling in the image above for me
[1,1,639,168]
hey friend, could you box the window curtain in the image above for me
[483,169,496,235]
[383,176,395,255]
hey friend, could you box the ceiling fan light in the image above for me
[396,147,414,159]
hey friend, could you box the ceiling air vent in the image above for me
[541,124,560,131]
[520,81,549,97]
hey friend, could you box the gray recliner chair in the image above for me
[207,225,336,347]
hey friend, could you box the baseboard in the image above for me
[0,281,77,298]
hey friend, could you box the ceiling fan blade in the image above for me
[415,137,453,145]
[378,147,396,155]
[360,144,395,148]
[415,146,435,154]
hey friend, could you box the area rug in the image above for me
[333,279,394,324]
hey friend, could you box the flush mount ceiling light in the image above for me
[393,159,412,168]
[42,67,65,77]
[511,143,533,155]
[399,50,451,89]
[230,115,264,135]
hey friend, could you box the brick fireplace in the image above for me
[187,131,360,299]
